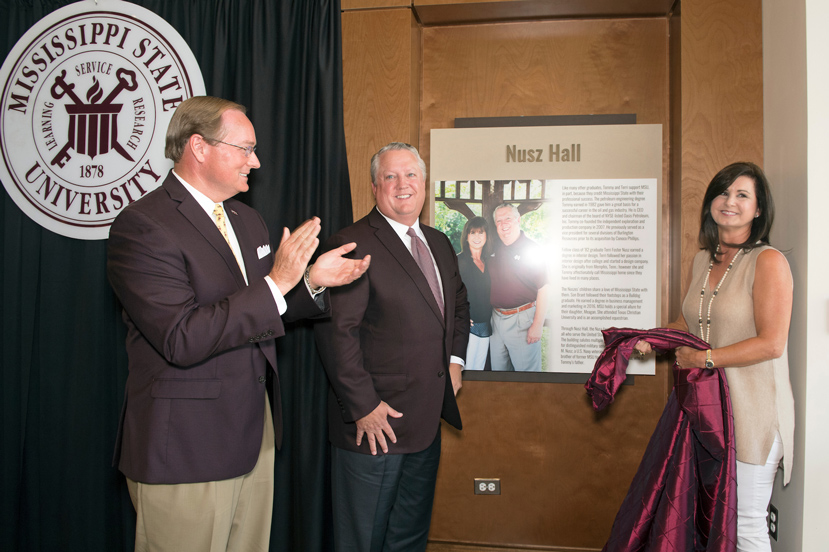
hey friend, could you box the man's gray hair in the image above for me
[370,142,427,184]
[493,202,520,219]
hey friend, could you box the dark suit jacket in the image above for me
[107,171,325,484]
[315,207,469,455]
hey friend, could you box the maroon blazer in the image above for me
[107,172,326,485]
[315,207,469,454]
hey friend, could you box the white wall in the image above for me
[802,1,829,548]
[763,0,829,550]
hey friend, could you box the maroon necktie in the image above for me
[406,227,444,317]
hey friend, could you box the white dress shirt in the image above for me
[376,210,464,368]
[173,170,288,315]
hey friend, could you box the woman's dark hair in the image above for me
[699,161,775,262]
[460,216,492,258]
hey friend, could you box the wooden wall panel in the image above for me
[421,19,670,549]
[414,0,675,25]
[669,4,682,322]
[343,0,409,9]
[679,0,763,294]
[341,8,421,220]
[420,18,672,324]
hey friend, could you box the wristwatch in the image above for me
[705,349,715,369]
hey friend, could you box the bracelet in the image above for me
[304,265,326,294]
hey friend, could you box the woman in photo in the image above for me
[458,216,493,370]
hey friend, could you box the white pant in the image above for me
[464,334,489,370]
[736,432,783,552]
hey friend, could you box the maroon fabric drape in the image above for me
[586,328,737,552]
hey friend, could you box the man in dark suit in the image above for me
[107,96,369,551]
[315,142,469,551]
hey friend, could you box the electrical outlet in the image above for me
[768,503,779,541]
[474,478,500,495]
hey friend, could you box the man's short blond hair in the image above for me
[165,96,246,163]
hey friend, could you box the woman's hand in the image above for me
[634,340,652,356]
[674,346,705,368]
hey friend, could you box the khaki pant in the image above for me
[127,396,275,552]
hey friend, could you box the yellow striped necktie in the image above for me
[213,204,243,271]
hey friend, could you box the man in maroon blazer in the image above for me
[107,96,369,551]
[315,142,469,551]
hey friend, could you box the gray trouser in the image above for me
[490,305,541,371]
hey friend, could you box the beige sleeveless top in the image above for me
[682,245,794,484]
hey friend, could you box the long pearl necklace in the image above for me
[698,245,744,342]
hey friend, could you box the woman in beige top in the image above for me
[636,162,794,552]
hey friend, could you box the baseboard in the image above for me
[427,540,602,552]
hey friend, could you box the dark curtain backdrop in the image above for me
[0,0,352,550]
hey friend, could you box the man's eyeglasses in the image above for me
[206,138,257,158]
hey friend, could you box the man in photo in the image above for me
[488,202,550,371]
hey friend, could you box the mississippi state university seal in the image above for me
[0,0,205,239]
